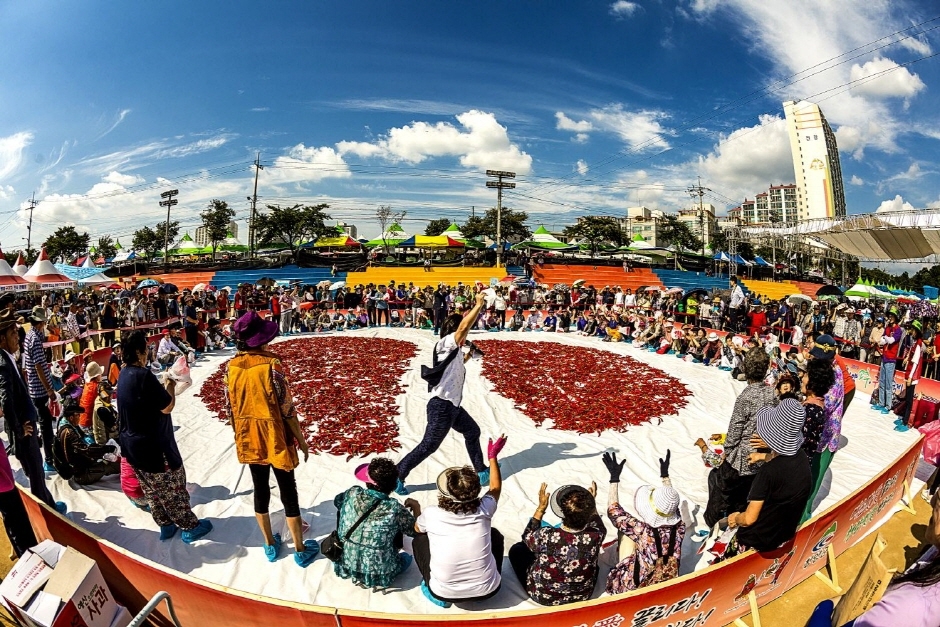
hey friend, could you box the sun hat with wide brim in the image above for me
[232,310,279,348]
[436,467,482,503]
[549,485,591,518]
[29,306,47,324]
[84,361,103,382]
[755,397,805,456]
[707,332,719,341]
[634,484,681,528]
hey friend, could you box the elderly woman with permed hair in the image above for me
[411,436,508,608]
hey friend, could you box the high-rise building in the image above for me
[737,184,798,224]
[783,100,846,221]
[195,221,239,247]
[677,203,718,249]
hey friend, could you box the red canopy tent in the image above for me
[23,248,74,289]
[0,248,29,292]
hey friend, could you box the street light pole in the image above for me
[159,189,179,271]
[248,153,264,259]
[486,169,515,268]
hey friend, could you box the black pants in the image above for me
[376,308,390,326]
[32,396,55,464]
[367,307,376,326]
[0,489,37,557]
[249,464,300,518]
[508,542,535,590]
[184,325,199,351]
[397,397,485,481]
[74,460,121,486]
[14,434,55,508]
[413,529,504,603]
[703,463,755,528]
[433,308,443,334]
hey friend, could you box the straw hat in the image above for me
[84,361,103,382]
[634,484,681,528]
[707,331,719,341]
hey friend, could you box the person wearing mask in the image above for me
[396,293,489,494]
[602,450,684,593]
[800,360,835,464]
[21,306,58,471]
[100,297,118,346]
[896,320,925,433]
[412,436,507,608]
[333,458,420,588]
[117,330,211,543]
[508,481,605,606]
[704,348,775,527]
[728,276,746,333]
[727,397,812,554]
[432,284,447,335]
[874,308,903,414]
[226,311,318,566]
[801,334,845,523]
[0,313,66,513]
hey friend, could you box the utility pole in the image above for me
[248,153,264,259]
[687,177,711,259]
[25,192,36,254]
[159,189,179,271]
[485,170,515,268]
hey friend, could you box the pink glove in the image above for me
[487,435,507,460]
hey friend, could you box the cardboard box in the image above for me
[0,540,64,610]
[43,547,117,627]
[108,605,132,627]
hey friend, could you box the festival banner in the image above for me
[19,435,924,627]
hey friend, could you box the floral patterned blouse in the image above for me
[820,362,845,453]
[520,515,606,605]
[802,402,826,458]
[332,486,416,588]
[606,500,685,595]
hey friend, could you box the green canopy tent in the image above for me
[511,225,576,251]
[365,223,410,248]
[442,223,486,249]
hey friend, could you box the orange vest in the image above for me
[226,352,298,471]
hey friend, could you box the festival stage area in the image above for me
[28,330,923,615]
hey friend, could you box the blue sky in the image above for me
[1,0,938,249]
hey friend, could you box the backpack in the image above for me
[635,525,679,588]
[51,423,77,481]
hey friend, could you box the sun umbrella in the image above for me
[644,286,662,292]
[256,277,276,287]
[787,293,813,307]
[572,279,587,287]
[162,283,179,294]
[192,282,207,292]
[329,281,346,290]
[137,278,160,288]
[815,285,844,297]
[317,279,332,288]
[665,287,683,295]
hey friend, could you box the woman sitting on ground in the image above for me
[509,482,606,606]
[603,450,685,594]
[509,309,525,331]
[413,437,507,608]
[333,458,420,589]
[702,331,722,366]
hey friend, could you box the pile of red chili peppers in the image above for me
[473,340,689,434]
[196,337,417,458]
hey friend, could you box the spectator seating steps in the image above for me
[504,265,525,277]
[531,264,663,291]
[652,269,734,293]
[742,279,801,300]
[792,281,824,298]
[344,266,508,288]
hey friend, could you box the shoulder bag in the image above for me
[321,496,383,563]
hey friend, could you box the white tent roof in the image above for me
[24,248,74,288]
[0,249,29,292]
[79,272,117,286]
[81,256,97,269]
[11,253,27,276]
[176,232,201,252]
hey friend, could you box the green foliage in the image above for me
[460,207,531,245]
[5,248,37,266]
[658,215,702,253]
[375,205,407,253]
[201,199,236,256]
[563,216,624,256]
[424,218,452,237]
[131,220,180,262]
[43,226,90,262]
[255,203,332,256]
[96,236,117,261]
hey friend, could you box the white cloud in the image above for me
[267,144,352,187]
[850,175,864,186]
[102,171,144,186]
[575,133,589,144]
[696,114,793,201]
[76,133,234,172]
[555,112,593,133]
[576,160,589,175]
[0,131,33,181]
[588,104,670,150]
[335,110,533,174]
[875,194,915,213]
[0,184,15,199]
[687,0,931,155]
[250,107,270,112]
[849,57,925,100]
[609,1,640,18]
[96,109,131,140]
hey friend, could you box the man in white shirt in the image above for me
[396,292,487,494]
[728,276,746,332]
[156,328,189,366]
[525,308,542,331]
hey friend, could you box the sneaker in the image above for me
[53,501,67,515]
[880,407,890,415]
[394,479,409,495]
[477,469,490,486]
[264,533,282,562]
[399,552,413,572]
[294,539,319,568]
[922,488,934,504]
[894,423,910,432]
[181,519,213,544]
[872,404,885,412]
[160,524,179,541]
[420,580,451,608]
[43,462,56,473]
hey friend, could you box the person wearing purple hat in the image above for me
[226,311,318,567]
[331,458,420,588]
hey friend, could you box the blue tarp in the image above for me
[923,285,939,300]
[753,256,773,267]
[53,264,101,280]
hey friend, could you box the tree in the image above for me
[658,215,702,254]
[201,199,236,259]
[710,228,728,254]
[563,216,624,257]
[461,207,531,246]
[376,205,407,254]
[96,236,117,261]
[424,218,452,237]
[156,220,181,255]
[255,203,332,258]
[43,226,90,262]
[132,226,162,263]
[5,248,37,266]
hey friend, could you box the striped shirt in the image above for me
[22,328,51,400]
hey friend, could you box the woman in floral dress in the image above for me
[333,458,419,588]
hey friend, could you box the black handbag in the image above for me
[419,340,460,391]
[321,497,383,563]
